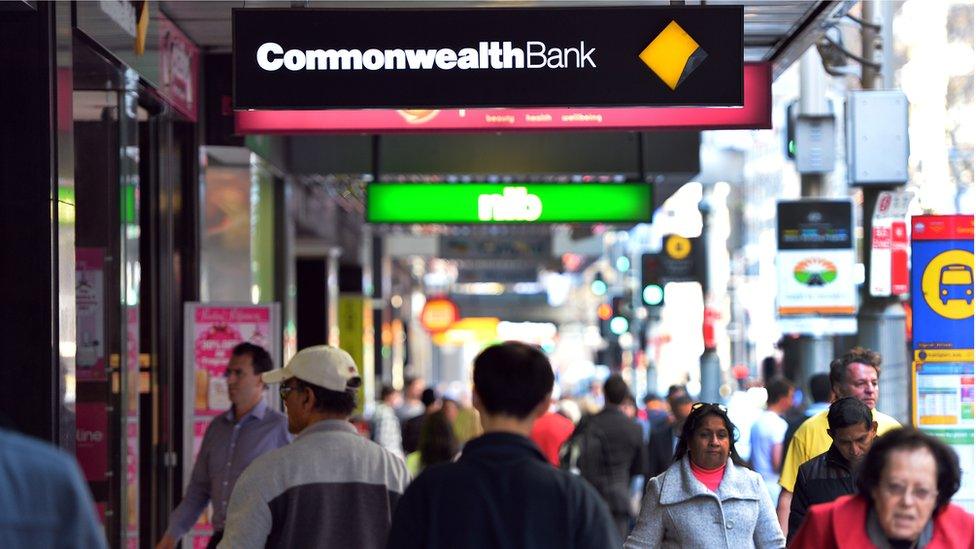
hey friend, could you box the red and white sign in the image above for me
[159,15,199,122]
[870,191,914,297]
[420,297,460,334]
[237,63,771,134]
[76,402,109,483]
[76,248,107,382]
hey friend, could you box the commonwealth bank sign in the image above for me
[233,6,743,110]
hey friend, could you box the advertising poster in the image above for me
[75,401,109,483]
[183,303,280,546]
[76,248,106,381]
[911,214,974,512]
[338,295,374,418]
[776,200,856,334]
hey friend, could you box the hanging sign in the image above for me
[233,6,743,110]
[420,297,460,334]
[910,214,974,512]
[368,182,651,224]
[776,200,857,334]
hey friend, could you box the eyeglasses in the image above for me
[279,383,302,400]
[880,481,937,502]
[692,402,728,413]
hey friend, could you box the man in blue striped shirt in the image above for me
[156,343,290,549]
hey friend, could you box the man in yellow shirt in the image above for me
[775,347,901,533]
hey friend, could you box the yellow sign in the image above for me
[338,295,374,416]
[638,21,707,90]
[921,250,975,320]
[665,235,692,260]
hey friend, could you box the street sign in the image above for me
[910,214,974,512]
[367,183,652,224]
[233,6,743,110]
[776,200,856,334]
[870,190,914,297]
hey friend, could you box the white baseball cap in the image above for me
[262,345,362,393]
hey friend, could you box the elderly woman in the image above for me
[625,403,785,548]
[790,428,973,548]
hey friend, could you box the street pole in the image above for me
[699,192,722,403]
[855,0,910,423]
[793,48,835,394]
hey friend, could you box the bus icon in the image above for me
[939,264,974,305]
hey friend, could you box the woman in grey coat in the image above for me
[624,403,785,549]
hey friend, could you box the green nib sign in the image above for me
[367,183,652,224]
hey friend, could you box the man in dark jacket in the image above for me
[578,375,645,539]
[387,342,620,549]
[646,392,693,479]
[787,396,877,543]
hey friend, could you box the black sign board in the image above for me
[233,6,743,110]
[777,200,854,250]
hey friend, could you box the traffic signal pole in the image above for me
[793,48,834,395]
[855,0,909,423]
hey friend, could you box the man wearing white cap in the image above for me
[219,345,409,549]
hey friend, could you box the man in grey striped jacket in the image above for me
[219,345,409,548]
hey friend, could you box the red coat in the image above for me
[790,494,974,549]
[530,412,575,466]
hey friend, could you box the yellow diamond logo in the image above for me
[638,21,707,90]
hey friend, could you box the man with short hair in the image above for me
[397,376,425,421]
[579,375,645,539]
[219,345,409,548]
[373,384,404,458]
[775,347,900,533]
[646,392,693,478]
[750,376,794,503]
[386,342,620,548]
[787,396,877,543]
[157,342,289,549]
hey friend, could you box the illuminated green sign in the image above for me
[367,183,652,224]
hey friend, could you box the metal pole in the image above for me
[792,48,834,395]
[699,194,722,403]
[856,0,909,423]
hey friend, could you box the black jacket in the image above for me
[787,444,858,544]
[386,432,620,549]
[576,408,645,517]
[646,424,678,479]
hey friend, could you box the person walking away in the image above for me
[530,394,575,467]
[0,428,108,548]
[625,402,784,548]
[576,374,645,539]
[646,393,693,478]
[787,396,877,543]
[776,347,901,534]
[386,341,620,549]
[790,428,973,548]
[402,387,439,455]
[157,343,289,549]
[782,373,831,452]
[373,384,404,458]
[750,377,794,503]
[405,409,459,476]
[219,345,409,548]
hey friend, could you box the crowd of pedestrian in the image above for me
[1,341,973,548]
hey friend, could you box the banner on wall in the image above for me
[775,200,857,334]
[76,248,107,381]
[338,295,375,419]
[910,214,974,512]
[182,302,281,547]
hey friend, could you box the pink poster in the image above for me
[76,248,106,382]
[76,402,108,482]
[191,306,272,416]
[159,14,199,122]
